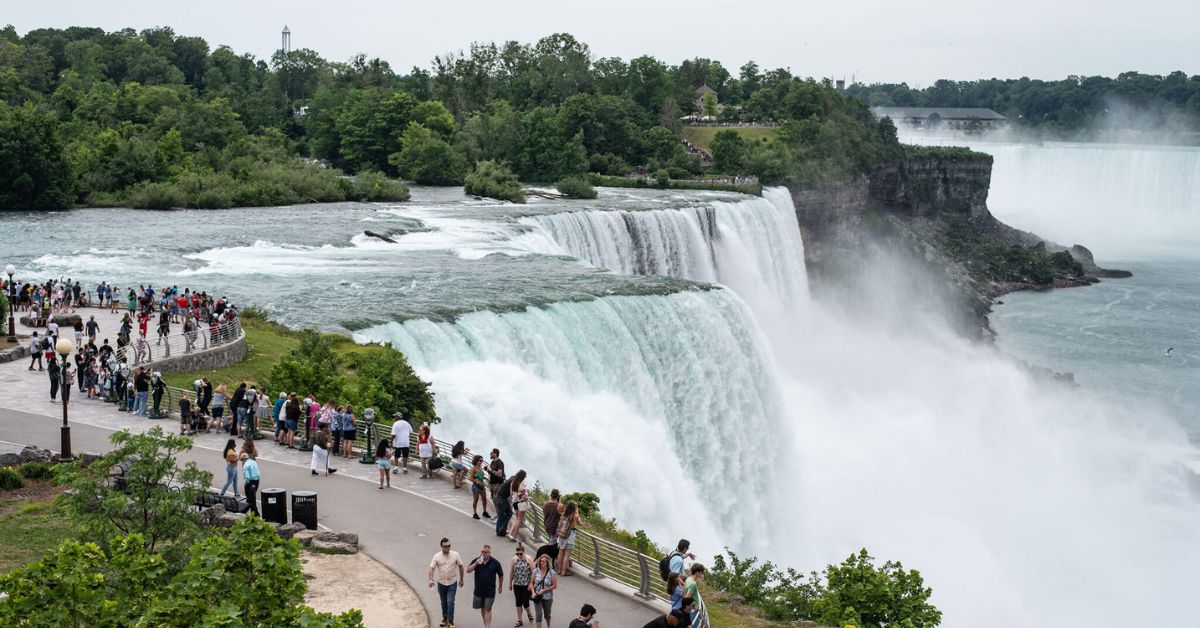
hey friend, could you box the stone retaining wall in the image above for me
[152,333,247,373]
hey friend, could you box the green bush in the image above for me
[653,169,670,188]
[464,160,525,203]
[126,182,187,209]
[0,466,25,489]
[561,491,600,518]
[350,171,411,202]
[555,175,597,199]
[18,462,53,480]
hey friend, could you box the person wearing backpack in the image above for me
[28,332,44,371]
[659,540,696,582]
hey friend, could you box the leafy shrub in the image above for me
[0,467,24,489]
[19,462,53,480]
[350,171,411,202]
[555,175,597,199]
[588,152,630,176]
[464,160,525,203]
[126,181,187,209]
[239,305,269,321]
[653,169,670,187]
[562,491,600,518]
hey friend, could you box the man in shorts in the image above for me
[465,544,503,628]
[391,412,413,474]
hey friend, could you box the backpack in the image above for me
[658,551,682,581]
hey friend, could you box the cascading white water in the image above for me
[354,288,785,553]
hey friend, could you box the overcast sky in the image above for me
[8,0,1197,86]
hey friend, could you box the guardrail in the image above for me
[127,388,706,623]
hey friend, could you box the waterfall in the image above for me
[354,289,785,552]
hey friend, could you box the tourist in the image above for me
[179,392,194,435]
[272,392,287,444]
[642,609,690,628]
[150,372,165,416]
[556,502,580,576]
[375,439,392,489]
[133,367,150,415]
[568,604,599,628]
[418,423,435,478]
[390,412,412,474]
[542,490,562,545]
[199,377,212,418]
[495,469,527,539]
[530,554,557,628]
[488,449,506,500]
[73,318,84,347]
[471,455,491,519]
[466,544,504,628]
[509,475,530,541]
[310,423,337,476]
[220,439,239,498]
[241,440,260,516]
[284,392,301,448]
[255,388,270,434]
[331,405,344,457]
[156,309,169,345]
[240,386,258,435]
[229,383,246,436]
[210,383,227,432]
[666,540,695,581]
[510,543,535,626]
[28,332,43,371]
[47,355,60,402]
[684,564,706,625]
[85,315,99,343]
[429,537,465,628]
[667,573,686,610]
[341,404,357,458]
[450,440,467,488]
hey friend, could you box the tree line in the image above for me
[848,72,1200,138]
[0,25,903,209]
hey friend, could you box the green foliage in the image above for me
[903,145,990,160]
[239,304,270,321]
[943,217,1084,284]
[266,329,346,401]
[349,343,438,424]
[707,548,941,627]
[57,427,212,564]
[0,466,24,489]
[350,170,411,202]
[464,160,525,203]
[555,175,597,199]
[389,123,465,185]
[709,129,749,173]
[0,519,364,627]
[18,462,54,480]
[0,101,73,209]
[561,491,600,518]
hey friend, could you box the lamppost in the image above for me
[5,264,15,344]
[56,337,75,462]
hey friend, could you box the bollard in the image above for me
[260,487,287,524]
[292,490,318,530]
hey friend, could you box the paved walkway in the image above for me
[0,358,664,627]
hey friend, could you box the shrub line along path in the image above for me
[0,326,664,627]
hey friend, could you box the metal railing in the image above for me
[106,389,706,621]
[111,318,242,368]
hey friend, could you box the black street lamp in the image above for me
[56,337,75,462]
[5,264,15,344]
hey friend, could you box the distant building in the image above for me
[694,84,719,115]
[871,106,1007,130]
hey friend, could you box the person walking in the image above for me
[418,424,436,478]
[199,377,212,418]
[220,439,239,498]
[390,412,413,474]
[542,490,563,546]
[556,502,581,576]
[450,441,467,488]
[85,315,99,343]
[495,469,526,539]
[466,544,504,628]
[310,423,337,476]
[429,537,465,628]
[530,554,557,628]
[375,439,392,489]
[47,355,60,402]
[241,440,260,516]
[28,332,44,371]
[470,455,491,519]
[510,543,535,627]
[567,604,599,628]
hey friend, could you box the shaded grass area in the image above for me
[0,484,77,574]
[707,591,798,627]
[681,126,778,153]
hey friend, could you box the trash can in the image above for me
[261,488,287,524]
[292,490,318,530]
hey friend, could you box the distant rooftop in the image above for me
[694,84,717,96]
[871,106,1007,121]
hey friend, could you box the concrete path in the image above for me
[0,364,664,627]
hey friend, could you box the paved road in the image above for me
[0,401,664,628]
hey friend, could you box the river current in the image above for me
[2,177,1197,626]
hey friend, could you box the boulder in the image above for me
[18,446,53,463]
[294,530,317,546]
[199,503,226,526]
[214,512,246,528]
[78,451,103,466]
[0,453,20,467]
[313,530,358,545]
[310,539,358,554]
[278,522,308,540]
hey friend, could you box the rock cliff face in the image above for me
[789,150,1126,338]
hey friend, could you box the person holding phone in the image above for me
[466,544,504,628]
[429,537,465,628]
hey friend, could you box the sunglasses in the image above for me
[441,544,451,549]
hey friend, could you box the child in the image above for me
[375,439,392,489]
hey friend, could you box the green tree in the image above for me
[266,329,346,401]
[0,102,74,209]
[350,344,437,423]
[389,123,466,185]
[57,427,212,563]
[817,549,941,628]
[464,160,525,203]
[709,129,748,173]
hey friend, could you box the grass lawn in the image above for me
[681,126,778,153]
[0,483,78,574]
[705,591,807,627]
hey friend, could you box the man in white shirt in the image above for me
[428,537,465,628]
[391,412,413,474]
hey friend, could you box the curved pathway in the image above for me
[0,357,664,627]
